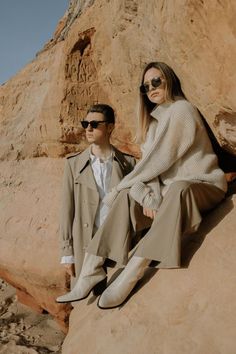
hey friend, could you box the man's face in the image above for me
[83,112,113,145]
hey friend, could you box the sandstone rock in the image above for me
[62,193,236,354]
[16,289,45,315]
[1,0,235,160]
[0,279,65,353]
[0,341,38,354]
[43,0,95,49]
[0,158,72,330]
[0,0,235,338]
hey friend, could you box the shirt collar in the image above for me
[76,145,128,175]
[89,146,114,163]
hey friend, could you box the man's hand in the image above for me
[143,207,157,220]
[63,263,75,277]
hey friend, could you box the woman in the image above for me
[57,62,227,309]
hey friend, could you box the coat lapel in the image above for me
[109,160,123,190]
[74,148,97,191]
[73,146,132,191]
[109,147,127,190]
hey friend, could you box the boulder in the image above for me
[0,158,71,331]
[62,192,236,354]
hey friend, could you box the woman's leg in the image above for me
[134,181,225,267]
[98,181,225,308]
[98,255,150,309]
[87,189,151,266]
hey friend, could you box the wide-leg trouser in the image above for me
[87,189,151,266]
[87,181,225,269]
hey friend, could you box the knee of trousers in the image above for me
[166,181,194,198]
[116,188,130,198]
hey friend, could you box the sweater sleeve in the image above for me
[59,159,75,257]
[129,179,162,210]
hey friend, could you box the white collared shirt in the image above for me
[61,150,113,264]
[90,151,113,229]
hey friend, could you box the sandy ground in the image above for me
[0,279,65,354]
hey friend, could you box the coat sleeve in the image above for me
[59,159,75,257]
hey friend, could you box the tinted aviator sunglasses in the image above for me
[81,120,109,129]
[139,76,163,94]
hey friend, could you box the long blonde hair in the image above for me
[136,62,186,144]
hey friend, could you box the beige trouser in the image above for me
[87,181,225,269]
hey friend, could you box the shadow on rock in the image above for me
[182,181,235,267]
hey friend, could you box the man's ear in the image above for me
[107,123,114,135]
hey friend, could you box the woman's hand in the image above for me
[143,207,157,219]
[64,263,75,277]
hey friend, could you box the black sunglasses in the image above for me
[81,120,109,129]
[139,77,163,94]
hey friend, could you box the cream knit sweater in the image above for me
[104,99,227,210]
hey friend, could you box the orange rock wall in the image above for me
[1,0,235,160]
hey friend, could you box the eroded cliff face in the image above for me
[0,0,235,336]
[1,0,236,161]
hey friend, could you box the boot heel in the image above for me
[93,277,107,296]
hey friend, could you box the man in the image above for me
[59,104,136,297]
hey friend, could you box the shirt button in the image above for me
[83,223,89,228]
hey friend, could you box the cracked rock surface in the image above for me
[0,279,65,354]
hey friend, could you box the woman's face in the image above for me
[143,67,166,105]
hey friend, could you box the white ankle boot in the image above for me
[56,253,106,303]
[97,256,150,309]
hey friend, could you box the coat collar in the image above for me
[109,146,127,190]
[75,145,128,174]
[76,147,90,173]
[112,146,131,171]
[73,145,128,191]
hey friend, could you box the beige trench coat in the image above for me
[59,146,138,278]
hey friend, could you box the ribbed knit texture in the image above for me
[103,99,227,209]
